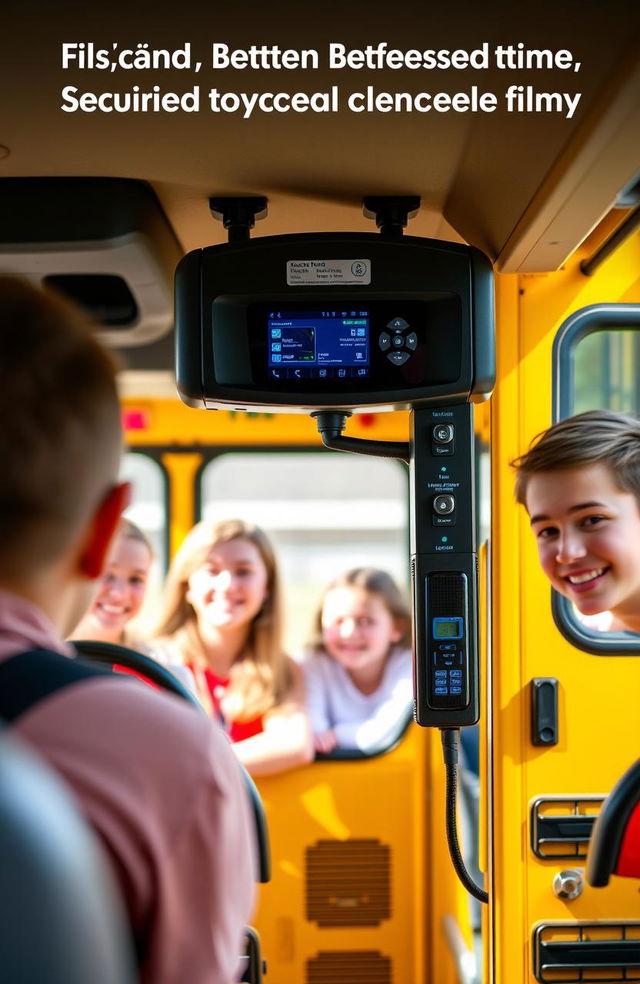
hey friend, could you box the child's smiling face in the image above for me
[526,462,640,629]
[321,586,402,681]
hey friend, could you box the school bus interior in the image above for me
[2,3,640,983]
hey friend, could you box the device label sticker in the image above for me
[286,259,371,285]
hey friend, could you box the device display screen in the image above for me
[433,617,463,639]
[268,310,370,380]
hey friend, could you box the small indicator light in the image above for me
[122,408,150,431]
[441,467,447,472]
[441,536,448,543]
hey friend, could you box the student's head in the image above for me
[0,276,129,631]
[512,410,640,625]
[157,518,280,638]
[155,518,289,716]
[74,520,154,642]
[313,568,411,677]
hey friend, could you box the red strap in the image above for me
[616,801,640,878]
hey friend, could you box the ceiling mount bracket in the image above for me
[209,196,268,243]
[363,196,421,239]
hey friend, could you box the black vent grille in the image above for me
[307,950,392,983]
[531,796,603,859]
[306,839,391,926]
[533,922,640,983]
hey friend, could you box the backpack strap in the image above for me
[0,649,113,724]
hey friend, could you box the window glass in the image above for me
[200,452,408,655]
[118,452,167,636]
[572,329,640,415]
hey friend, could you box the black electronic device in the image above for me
[175,216,493,731]
[176,232,493,413]
[410,403,479,726]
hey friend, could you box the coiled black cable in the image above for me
[441,728,488,904]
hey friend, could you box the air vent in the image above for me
[306,839,391,927]
[43,275,138,327]
[533,922,640,983]
[531,796,604,859]
[307,950,392,984]
[0,177,180,347]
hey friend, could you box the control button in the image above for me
[387,317,409,331]
[433,494,455,515]
[450,687,463,695]
[405,332,418,350]
[433,423,454,444]
[450,670,462,679]
[378,331,391,351]
[434,687,448,695]
[392,335,405,347]
[387,351,411,366]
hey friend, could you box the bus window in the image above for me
[553,306,640,651]
[199,451,408,655]
[573,329,640,414]
[118,451,168,632]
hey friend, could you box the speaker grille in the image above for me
[307,950,392,984]
[306,839,391,926]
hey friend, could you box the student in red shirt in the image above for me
[152,518,313,775]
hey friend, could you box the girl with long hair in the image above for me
[304,567,413,753]
[152,518,313,776]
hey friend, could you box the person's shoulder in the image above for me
[301,647,337,678]
[60,673,231,778]
[388,646,412,669]
[384,646,413,687]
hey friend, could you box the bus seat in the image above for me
[0,730,135,983]
[587,757,640,886]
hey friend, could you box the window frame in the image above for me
[552,302,640,655]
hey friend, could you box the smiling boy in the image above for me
[512,410,640,633]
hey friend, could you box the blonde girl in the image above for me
[152,518,313,776]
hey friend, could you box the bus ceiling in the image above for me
[1,4,639,275]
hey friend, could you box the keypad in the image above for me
[377,316,417,366]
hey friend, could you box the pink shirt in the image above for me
[0,590,255,984]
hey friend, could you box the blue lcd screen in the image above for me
[433,617,464,640]
[268,310,369,379]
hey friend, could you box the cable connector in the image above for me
[441,727,460,766]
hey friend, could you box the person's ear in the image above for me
[79,483,132,579]
[390,619,404,644]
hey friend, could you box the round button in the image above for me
[433,424,454,444]
[392,335,404,347]
[433,494,455,515]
